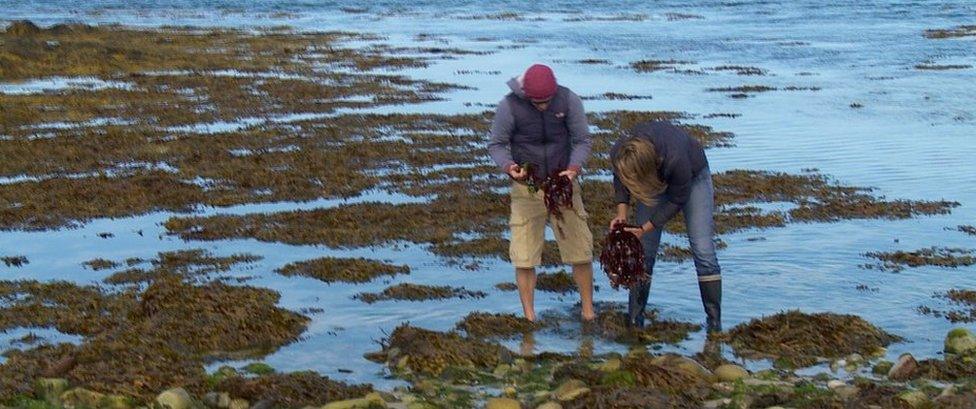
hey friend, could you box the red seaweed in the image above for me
[599,224,649,289]
[520,164,575,238]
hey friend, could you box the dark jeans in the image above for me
[628,165,721,326]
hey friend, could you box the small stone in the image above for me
[60,388,106,409]
[652,355,714,381]
[552,379,590,401]
[896,390,930,408]
[203,392,233,408]
[228,399,249,409]
[945,328,976,356]
[888,353,919,381]
[714,364,748,382]
[535,402,562,409]
[156,388,193,409]
[940,385,957,398]
[503,386,517,398]
[827,380,846,389]
[34,378,69,405]
[485,397,521,409]
[872,360,893,376]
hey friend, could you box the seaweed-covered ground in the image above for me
[1,5,974,408]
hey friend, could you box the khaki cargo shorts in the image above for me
[509,179,593,268]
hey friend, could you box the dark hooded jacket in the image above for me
[487,77,592,179]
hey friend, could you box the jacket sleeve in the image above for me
[649,149,693,228]
[566,91,592,172]
[487,98,516,173]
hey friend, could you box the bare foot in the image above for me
[524,310,537,322]
[581,309,596,322]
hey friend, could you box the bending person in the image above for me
[609,121,722,332]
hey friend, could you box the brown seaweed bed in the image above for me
[0,250,310,400]
[275,257,409,284]
[864,247,976,272]
[919,289,976,323]
[353,283,487,304]
[725,310,901,367]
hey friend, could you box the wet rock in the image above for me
[552,379,590,401]
[896,390,931,408]
[872,360,894,375]
[945,328,976,355]
[485,397,521,409]
[888,353,919,380]
[5,20,41,36]
[34,378,69,405]
[652,354,714,381]
[60,388,105,409]
[713,364,748,382]
[203,392,232,408]
[156,388,193,409]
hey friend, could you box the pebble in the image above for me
[552,379,589,401]
[827,380,846,389]
[714,364,748,382]
[535,402,562,409]
[702,398,731,409]
[156,388,193,409]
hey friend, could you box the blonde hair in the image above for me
[613,137,666,206]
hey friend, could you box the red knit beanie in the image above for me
[522,64,557,100]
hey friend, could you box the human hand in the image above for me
[507,164,528,181]
[624,222,653,238]
[558,168,578,181]
[609,216,627,230]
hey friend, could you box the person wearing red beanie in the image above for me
[487,64,595,322]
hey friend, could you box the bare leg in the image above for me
[573,262,596,321]
[516,267,537,321]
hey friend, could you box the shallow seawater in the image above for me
[2,0,975,388]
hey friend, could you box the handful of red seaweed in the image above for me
[600,223,649,289]
[519,164,575,237]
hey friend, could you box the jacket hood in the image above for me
[506,76,526,98]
